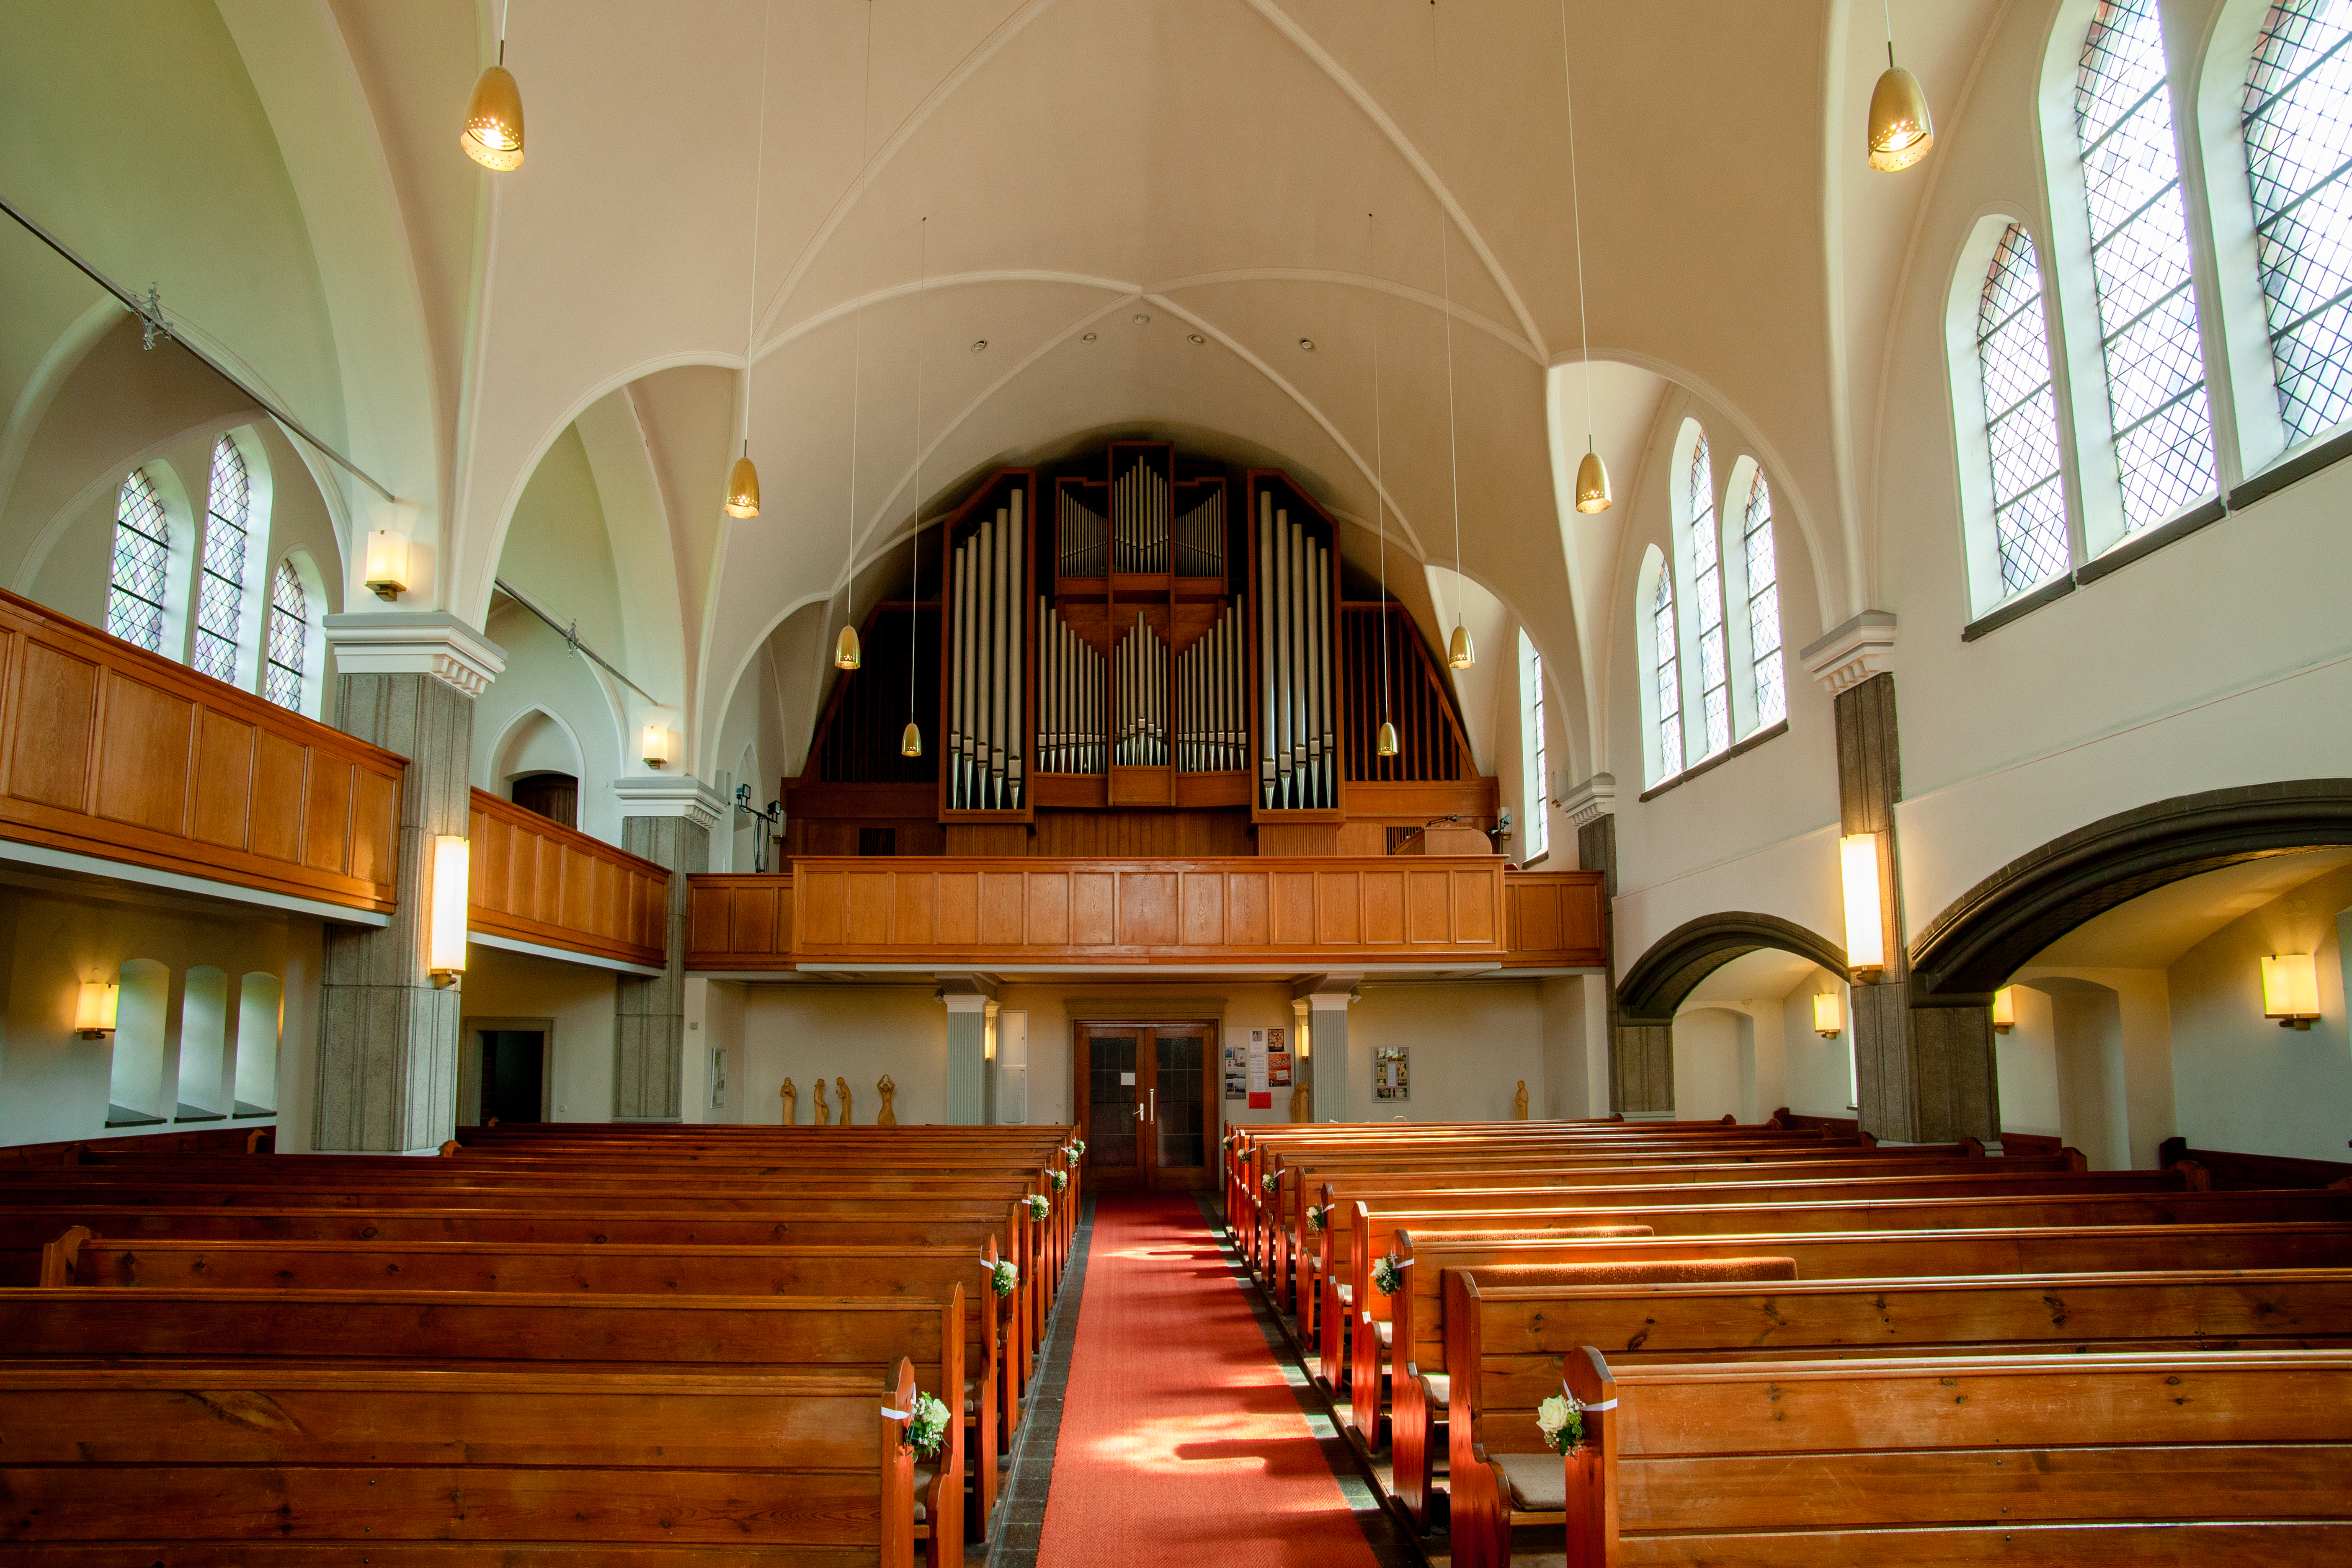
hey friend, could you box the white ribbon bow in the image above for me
[1562,1382,1618,1413]
[882,1406,911,1420]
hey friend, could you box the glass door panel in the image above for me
[1153,1033,1206,1179]
[1083,1031,1143,1189]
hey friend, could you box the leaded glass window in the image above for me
[1976,224,2073,593]
[1522,633,1547,860]
[1741,471,1786,731]
[2244,0,2352,444]
[1651,562,1683,781]
[2075,0,2217,533]
[106,470,170,653]
[265,560,308,711]
[1686,435,1730,758]
[194,437,250,683]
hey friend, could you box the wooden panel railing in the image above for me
[686,859,1610,971]
[1501,869,1608,967]
[0,588,403,913]
[468,789,669,967]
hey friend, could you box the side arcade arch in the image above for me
[1611,912,1848,1117]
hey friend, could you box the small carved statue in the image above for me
[780,1078,797,1126]
[812,1078,832,1126]
[877,1074,898,1126]
[836,1076,854,1127]
[1513,1079,1529,1121]
[1288,1081,1312,1124]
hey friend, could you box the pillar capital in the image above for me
[612,774,727,833]
[323,611,505,697]
[1560,773,1616,829]
[1800,610,1897,694]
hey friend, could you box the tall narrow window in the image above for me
[1651,564,1684,780]
[2243,0,2352,445]
[264,560,308,711]
[2075,0,2216,533]
[1686,435,1730,758]
[194,436,250,683]
[1976,224,2073,592]
[1519,631,1548,861]
[106,469,171,654]
[1741,470,1787,730]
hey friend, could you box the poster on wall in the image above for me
[1265,1027,1291,1092]
[1374,1045,1410,1101]
[1247,1029,1271,1109]
[1223,1040,1249,1101]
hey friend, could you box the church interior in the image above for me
[2,0,2350,1561]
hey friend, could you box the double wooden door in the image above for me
[1073,1021,1217,1191]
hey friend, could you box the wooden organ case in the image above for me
[784,440,1494,860]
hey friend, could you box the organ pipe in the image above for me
[1255,496,1336,810]
[1036,602,1106,775]
[947,491,1026,809]
[1174,598,1245,772]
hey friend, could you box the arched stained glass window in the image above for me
[194,436,250,683]
[2243,0,2352,444]
[1651,563,1683,781]
[265,560,308,711]
[1976,224,2073,592]
[106,470,170,654]
[1686,435,1730,758]
[1741,470,1786,730]
[2075,0,2216,533]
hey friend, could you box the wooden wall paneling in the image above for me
[0,591,404,913]
[1499,871,1607,967]
[462,789,668,967]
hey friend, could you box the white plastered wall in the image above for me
[456,946,623,1125]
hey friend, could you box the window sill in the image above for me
[2227,420,2352,513]
[1961,573,2077,642]
[1639,718,1790,802]
[1519,851,1550,869]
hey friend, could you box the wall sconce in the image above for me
[642,724,672,770]
[1991,985,2017,1034]
[2262,954,2321,1030]
[428,834,469,986]
[364,530,410,601]
[1812,990,1842,1038]
[1839,833,1885,973]
[74,978,119,1039]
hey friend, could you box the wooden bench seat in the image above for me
[0,1359,927,1566]
[1445,1274,2352,1565]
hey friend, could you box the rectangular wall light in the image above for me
[642,724,672,769]
[1991,985,2017,1033]
[1812,990,1843,1038]
[1840,833,1885,973]
[2262,954,2321,1029]
[364,530,410,601]
[74,978,118,1038]
[428,834,470,984]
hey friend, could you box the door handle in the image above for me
[1148,1088,1156,1122]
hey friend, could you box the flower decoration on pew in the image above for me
[1049,1168,1068,1193]
[1536,1392,1585,1457]
[1372,1252,1407,1296]
[1067,1139,1086,1158]
[1024,1193,1051,1222]
[903,1392,952,1459]
[1305,1204,1331,1234]
[986,1258,1019,1297]
[1261,1171,1279,1194]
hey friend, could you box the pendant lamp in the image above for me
[1559,0,1611,514]
[834,4,877,675]
[725,5,772,518]
[1367,210,1400,765]
[1867,2,1934,172]
[901,216,930,762]
[835,625,862,670]
[901,720,923,758]
[462,5,524,172]
[1431,0,1473,671]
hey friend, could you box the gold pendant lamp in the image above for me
[835,624,862,671]
[724,5,773,519]
[1867,1,1934,172]
[1560,0,1610,515]
[900,217,931,762]
[835,4,876,674]
[1367,211,1400,763]
[1431,1,1473,671]
[462,4,524,171]
[901,720,923,759]
[724,441,761,518]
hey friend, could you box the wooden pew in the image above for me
[0,1287,970,1568]
[1379,1219,2352,1524]
[0,1358,928,1566]
[1445,1272,2352,1565]
[1515,1344,2352,1565]
[43,1228,1020,1532]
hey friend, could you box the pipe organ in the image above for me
[943,477,1033,815]
[1254,492,1337,811]
[1111,614,1168,766]
[1173,598,1246,774]
[1036,604,1107,775]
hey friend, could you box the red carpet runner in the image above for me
[1034,1193,1383,1567]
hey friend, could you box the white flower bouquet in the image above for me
[987,1259,1019,1297]
[1305,1204,1329,1234]
[1049,1168,1068,1193]
[1535,1392,1585,1456]
[1068,1138,1086,1158]
[1261,1171,1279,1194]
[1371,1252,1405,1296]
[903,1391,951,1458]
[1023,1193,1050,1221]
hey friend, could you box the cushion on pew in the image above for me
[1424,1372,1449,1407]
[1430,1225,1656,1243]
[913,1464,937,1523]
[1470,1255,1799,1288]
[1337,1283,1353,1306]
[1376,1320,1393,1347]
[1493,1450,1567,1511]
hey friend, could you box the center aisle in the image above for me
[1032,1193,1389,1568]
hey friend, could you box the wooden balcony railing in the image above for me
[468,789,669,969]
[685,860,1606,972]
[0,588,403,914]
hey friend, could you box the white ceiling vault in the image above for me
[162,0,1999,784]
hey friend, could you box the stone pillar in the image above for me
[1804,613,1998,1145]
[1296,976,1356,1122]
[1571,773,1667,1115]
[938,976,995,1125]
[312,614,503,1153]
[612,775,723,1121]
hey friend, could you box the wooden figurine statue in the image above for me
[1288,1081,1312,1123]
[1512,1079,1529,1121]
[812,1077,831,1126]
[877,1074,898,1126]
[780,1078,797,1126]
[836,1076,854,1127]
